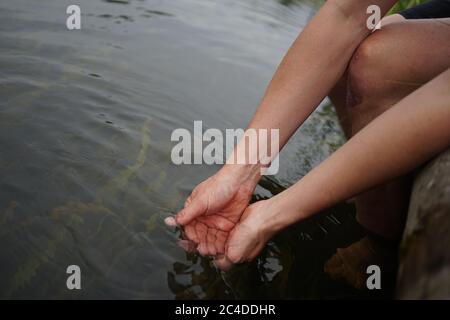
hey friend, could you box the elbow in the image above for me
[324,0,372,36]
[325,0,356,21]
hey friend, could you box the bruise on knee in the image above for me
[346,20,450,110]
[345,30,389,109]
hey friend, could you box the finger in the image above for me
[225,226,246,264]
[213,255,234,271]
[195,222,208,246]
[247,245,264,262]
[197,242,208,256]
[215,231,228,255]
[176,198,206,226]
[197,215,234,232]
[164,216,177,227]
[212,229,221,255]
[184,224,199,243]
[206,229,217,256]
[191,184,201,198]
[196,222,209,256]
[184,196,192,208]
[227,223,264,264]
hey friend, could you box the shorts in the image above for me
[399,0,450,19]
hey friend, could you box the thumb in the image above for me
[175,197,207,225]
[213,255,234,271]
[225,222,259,264]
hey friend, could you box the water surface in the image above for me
[0,0,382,299]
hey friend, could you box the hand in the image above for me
[214,200,276,270]
[165,165,260,256]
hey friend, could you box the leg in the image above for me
[330,17,450,239]
[326,66,450,289]
[325,17,450,289]
[329,14,406,139]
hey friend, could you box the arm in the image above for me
[246,68,450,247]
[176,0,398,227]
[172,0,399,262]
[221,69,450,267]
[228,0,398,169]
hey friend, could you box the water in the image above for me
[0,0,385,299]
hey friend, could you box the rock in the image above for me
[396,148,450,299]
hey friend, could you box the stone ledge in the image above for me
[396,148,450,299]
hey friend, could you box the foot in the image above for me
[324,235,398,289]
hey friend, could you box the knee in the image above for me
[346,29,395,107]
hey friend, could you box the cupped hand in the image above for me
[165,166,259,257]
[214,200,276,270]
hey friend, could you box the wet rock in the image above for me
[396,148,450,299]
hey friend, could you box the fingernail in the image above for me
[216,256,234,272]
[164,216,177,227]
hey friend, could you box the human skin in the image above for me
[165,0,399,255]
[166,166,259,256]
[329,16,450,239]
[217,68,450,269]
[166,1,450,269]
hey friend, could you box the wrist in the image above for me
[259,199,284,237]
[258,193,307,237]
[223,127,278,182]
[220,163,261,188]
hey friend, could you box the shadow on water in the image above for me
[168,177,394,299]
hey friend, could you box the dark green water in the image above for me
[0,0,387,299]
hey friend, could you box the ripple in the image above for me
[0,0,372,300]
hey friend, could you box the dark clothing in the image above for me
[400,0,450,19]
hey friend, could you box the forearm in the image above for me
[265,68,450,233]
[226,0,397,170]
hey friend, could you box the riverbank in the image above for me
[397,147,450,299]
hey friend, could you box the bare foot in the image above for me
[324,236,398,289]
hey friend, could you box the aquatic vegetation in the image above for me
[52,200,112,223]
[0,0,392,299]
[2,228,67,299]
[146,213,158,232]
[102,118,151,198]
[2,118,156,298]
[2,198,94,298]
[0,201,17,225]
[7,84,50,109]
[389,0,428,14]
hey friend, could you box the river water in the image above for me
[0,0,384,299]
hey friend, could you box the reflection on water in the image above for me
[0,0,387,299]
